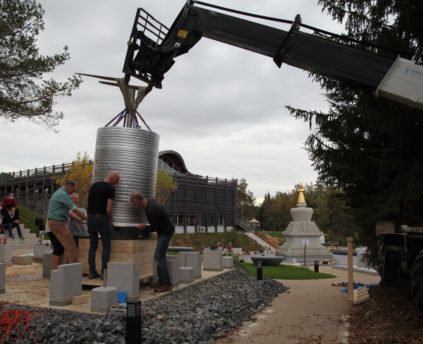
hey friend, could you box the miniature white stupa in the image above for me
[276,183,332,264]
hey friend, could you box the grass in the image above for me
[239,262,336,280]
[19,206,43,233]
[171,232,262,253]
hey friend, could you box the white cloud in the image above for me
[1,0,345,201]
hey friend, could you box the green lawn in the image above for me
[239,262,336,280]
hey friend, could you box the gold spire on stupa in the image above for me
[296,182,306,206]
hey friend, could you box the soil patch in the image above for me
[349,286,423,344]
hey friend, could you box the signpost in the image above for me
[302,239,309,266]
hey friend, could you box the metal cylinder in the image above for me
[92,127,159,227]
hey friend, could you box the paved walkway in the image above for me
[217,267,380,344]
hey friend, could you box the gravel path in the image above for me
[0,269,286,344]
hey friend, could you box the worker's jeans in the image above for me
[5,222,23,239]
[87,215,111,274]
[155,233,172,284]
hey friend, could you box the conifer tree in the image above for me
[289,0,423,262]
[0,0,81,126]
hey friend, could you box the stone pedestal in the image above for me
[50,263,82,306]
[222,256,234,269]
[91,286,117,313]
[106,262,139,299]
[179,266,194,283]
[203,249,223,271]
[78,238,156,280]
[180,251,202,278]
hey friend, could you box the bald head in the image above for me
[104,171,120,186]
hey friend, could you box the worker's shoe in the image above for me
[154,283,173,293]
[88,272,101,279]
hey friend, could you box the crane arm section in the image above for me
[123,2,422,110]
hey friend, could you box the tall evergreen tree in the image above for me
[289,0,423,263]
[0,0,81,126]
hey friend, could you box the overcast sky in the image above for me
[1,0,344,203]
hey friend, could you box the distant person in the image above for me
[130,192,175,292]
[47,181,85,266]
[87,171,120,279]
[1,204,24,240]
[227,241,233,253]
[1,192,18,211]
[68,193,88,247]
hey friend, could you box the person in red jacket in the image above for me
[1,192,18,210]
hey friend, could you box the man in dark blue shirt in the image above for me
[130,192,175,292]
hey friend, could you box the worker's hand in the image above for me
[136,224,146,230]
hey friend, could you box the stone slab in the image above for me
[43,252,52,278]
[106,262,139,299]
[179,266,194,283]
[12,255,33,265]
[0,263,5,294]
[49,263,82,306]
[203,249,223,271]
[0,245,12,265]
[91,286,117,313]
[222,256,234,269]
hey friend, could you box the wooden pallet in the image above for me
[78,238,156,280]
[353,286,370,305]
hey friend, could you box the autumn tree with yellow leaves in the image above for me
[54,153,93,207]
[155,170,177,205]
[54,154,176,207]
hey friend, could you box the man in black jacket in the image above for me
[1,204,24,240]
[130,192,175,292]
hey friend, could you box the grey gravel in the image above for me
[0,269,286,344]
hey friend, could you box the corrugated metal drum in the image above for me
[92,127,159,227]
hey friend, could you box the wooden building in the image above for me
[0,151,237,233]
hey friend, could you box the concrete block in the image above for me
[153,256,180,285]
[106,262,139,299]
[180,251,202,278]
[12,255,33,265]
[33,244,52,260]
[166,256,180,285]
[43,252,52,278]
[203,248,223,271]
[0,245,12,265]
[0,263,5,293]
[222,256,234,269]
[179,266,194,283]
[49,263,82,306]
[91,286,117,313]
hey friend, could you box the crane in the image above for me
[122,1,423,111]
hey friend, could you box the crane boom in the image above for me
[123,2,423,110]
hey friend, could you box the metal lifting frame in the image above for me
[123,2,395,89]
